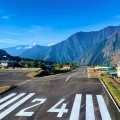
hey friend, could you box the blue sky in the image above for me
[0,0,120,48]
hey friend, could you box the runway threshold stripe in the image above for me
[0,93,17,103]
[86,95,95,120]
[97,95,112,120]
[0,93,35,120]
[0,93,26,110]
[69,94,82,120]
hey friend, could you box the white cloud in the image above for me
[113,15,120,20]
[24,46,33,49]
[32,25,42,29]
[0,39,19,44]
[9,32,22,36]
[29,30,38,34]
[2,16,9,19]
[16,47,22,49]
[48,43,56,46]
[24,42,36,49]
[33,42,36,46]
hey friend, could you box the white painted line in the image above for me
[0,93,26,110]
[72,72,78,75]
[0,93,35,120]
[16,98,46,116]
[99,78,120,112]
[69,94,82,120]
[0,93,17,103]
[86,95,95,120]
[65,76,71,81]
[97,95,112,120]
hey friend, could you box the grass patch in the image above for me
[27,70,44,77]
[101,76,120,107]
[87,67,120,107]
[0,86,11,94]
[87,68,98,78]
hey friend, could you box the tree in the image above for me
[30,61,35,68]
[70,62,74,69]
[64,62,70,65]
[38,61,42,68]
[58,63,63,69]
[27,62,31,68]
[70,62,78,70]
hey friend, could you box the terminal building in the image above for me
[0,56,14,68]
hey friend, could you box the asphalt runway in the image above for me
[0,67,120,120]
[0,70,33,87]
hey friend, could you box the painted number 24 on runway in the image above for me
[16,98,68,117]
[15,94,111,120]
[0,93,111,120]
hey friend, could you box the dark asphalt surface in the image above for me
[0,70,33,87]
[0,67,120,120]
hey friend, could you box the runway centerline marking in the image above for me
[86,95,95,120]
[97,95,111,120]
[0,93,35,120]
[0,93,17,103]
[65,76,71,81]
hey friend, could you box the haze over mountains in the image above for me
[2,25,120,65]
[2,45,35,56]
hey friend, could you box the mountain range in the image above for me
[75,31,120,65]
[2,25,120,65]
[2,45,34,56]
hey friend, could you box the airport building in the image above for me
[117,62,120,77]
[0,56,14,68]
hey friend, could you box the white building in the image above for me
[117,62,120,77]
[0,56,14,68]
[0,60,14,68]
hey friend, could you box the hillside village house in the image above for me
[63,65,70,69]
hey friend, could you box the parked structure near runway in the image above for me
[117,62,120,77]
[0,56,14,68]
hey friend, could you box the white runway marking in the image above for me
[69,94,82,120]
[0,93,17,103]
[0,93,26,110]
[72,72,78,75]
[47,99,68,117]
[86,95,95,120]
[97,95,111,120]
[65,76,71,81]
[0,93,35,120]
[16,98,46,116]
